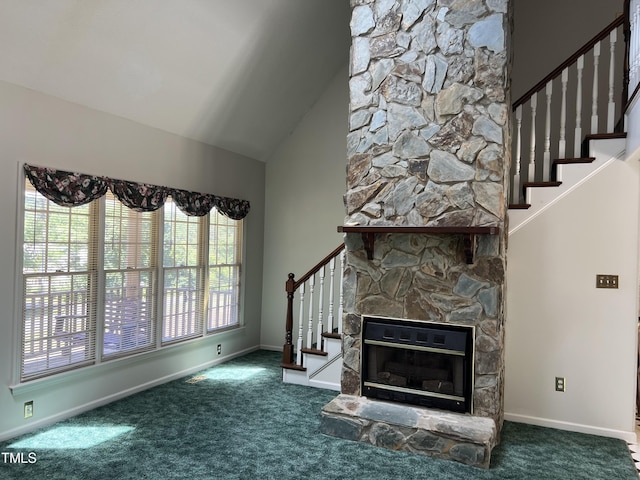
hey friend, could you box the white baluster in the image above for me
[632,5,640,93]
[607,29,617,133]
[591,41,600,134]
[543,81,552,181]
[338,251,345,334]
[306,275,315,349]
[296,283,305,366]
[575,55,584,157]
[559,68,568,159]
[327,256,336,335]
[635,3,640,91]
[528,92,537,182]
[316,265,325,351]
[631,7,637,93]
[513,105,522,203]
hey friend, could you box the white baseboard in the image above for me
[504,412,637,444]
[259,344,282,352]
[0,345,259,442]
[308,379,340,391]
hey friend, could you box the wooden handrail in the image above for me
[282,243,345,366]
[513,15,625,110]
[293,243,345,290]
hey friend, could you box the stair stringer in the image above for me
[509,138,626,236]
[308,353,342,391]
[282,336,342,391]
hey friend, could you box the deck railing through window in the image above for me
[22,273,95,379]
[103,276,155,357]
[24,273,240,375]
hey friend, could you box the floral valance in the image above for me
[171,189,216,217]
[109,179,169,213]
[24,167,108,207]
[24,164,250,219]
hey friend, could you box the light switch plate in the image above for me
[596,274,618,289]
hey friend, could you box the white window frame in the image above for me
[102,190,159,359]
[207,209,243,333]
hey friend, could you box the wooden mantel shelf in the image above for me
[337,225,500,264]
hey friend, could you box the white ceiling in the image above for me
[0,0,351,161]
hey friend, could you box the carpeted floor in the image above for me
[0,350,637,480]
[625,417,640,476]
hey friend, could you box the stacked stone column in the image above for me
[341,0,511,427]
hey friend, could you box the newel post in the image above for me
[282,273,296,365]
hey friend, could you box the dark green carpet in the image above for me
[0,350,636,479]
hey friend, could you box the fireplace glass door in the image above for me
[362,316,474,413]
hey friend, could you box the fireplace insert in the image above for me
[361,316,474,413]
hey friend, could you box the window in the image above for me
[162,199,204,343]
[22,180,98,379]
[103,191,158,358]
[208,209,242,331]
[20,172,244,382]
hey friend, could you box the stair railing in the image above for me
[511,14,627,204]
[281,244,345,367]
[627,0,640,106]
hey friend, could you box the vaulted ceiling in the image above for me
[0,0,351,161]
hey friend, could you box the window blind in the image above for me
[162,198,205,343]
[22,179,98,380]
[207,210,242,331]
[103,191,158,359]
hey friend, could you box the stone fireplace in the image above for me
[320,0,510,469]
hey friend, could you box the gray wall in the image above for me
[512,0,624,101]
[0,80,265,440]
[505,144,639,439]
[260,66,348,350]
[506,0,636,440]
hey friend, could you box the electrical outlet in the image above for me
[555,377,565,392]
[24,401,33,418]
[217,344,221,355]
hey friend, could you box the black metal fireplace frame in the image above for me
[361,315,475,413]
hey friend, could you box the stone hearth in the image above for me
[320,0,511,469]
[321,394,497,468]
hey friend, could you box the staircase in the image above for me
[509,132,627,235]
[508,12,629,233]
[280,244,345,391]
[281,5,638,391]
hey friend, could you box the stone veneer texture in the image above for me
[346,0,510,227]
[321,394,498,468]
[340,0,511,430]
[341,232,505,422]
